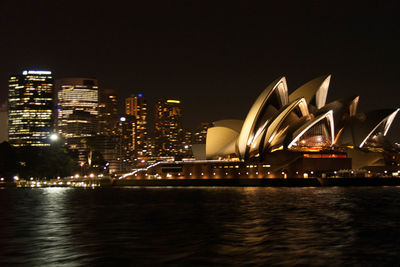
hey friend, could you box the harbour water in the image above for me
[1,186,400,265]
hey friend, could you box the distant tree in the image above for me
[0,142,19,181]
[15,145,80,179]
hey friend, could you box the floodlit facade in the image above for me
[98,89,119,135]
[8,70,54,147]
[154,99,184,157]
[56,78,99,139]
[56,78,99,163]
[125,94,149,157]
[203,75,399,170]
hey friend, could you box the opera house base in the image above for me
[135,151,352,180]
[118,150,400,186]
[113,177,400,187]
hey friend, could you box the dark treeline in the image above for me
[0,142,80,181]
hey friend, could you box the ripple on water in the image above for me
[0,186,400,265]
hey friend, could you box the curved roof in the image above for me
[287,110,335,149]
[213,119,243,133]
[289,75,331,109]
[336,109,399,148]
[358,109,399,148]
[316,95,359,117]
[247,120,269,157]
[315,95,359,135]
[263,98,310,152]
[206,126,240,159]
[237,77,288,159]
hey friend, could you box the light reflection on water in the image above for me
[1,186,400,265]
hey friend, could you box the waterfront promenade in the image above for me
[4,176,400,188]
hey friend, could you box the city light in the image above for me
[4,66,400,188]
[22,70,52,75]
[166,100,180,104]
[49,133,59,141]
[9,70,53,147]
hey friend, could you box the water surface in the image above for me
[1,186,400,265]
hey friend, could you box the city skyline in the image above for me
[4,70,199,173]
[3,69,400,178]
[1,1,399,138]
[2,3,400,266]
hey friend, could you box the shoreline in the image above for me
[113,177,400,187]
[4,177,400,188]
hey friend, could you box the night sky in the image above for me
[1,1,399,139]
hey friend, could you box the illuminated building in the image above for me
[116,115,134,171]
[8,70,54,147]
[201,75,399,172]
[56,78,98,163]
[93,89,121,173]
[182,129,193,158]
[191,122,213,160]
[154,99,184,158]
[125,94,149,158]
[193,122,213,144]
[56,78,98,138]
[122,75,399,179]
[98,89,119,135]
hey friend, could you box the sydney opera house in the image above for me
[136,75,400,179]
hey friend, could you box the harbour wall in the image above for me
[113,177,400,187]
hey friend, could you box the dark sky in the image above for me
[1,1,399,139]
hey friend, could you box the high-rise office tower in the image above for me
[125,94,149,158]
[98,89,119,135]
[56,78,98,163]
[154,99,184,158]
[56,78,98,139]
[8,70,54,147]
[94,89,122,173]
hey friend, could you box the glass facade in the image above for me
[98,89,119,135]
[8,70,54,147]
[125,94,149,157]
[56,78,98,164]
[154,99,184,157]
[56,78,98,139]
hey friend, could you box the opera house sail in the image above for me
[201,75,399,173]
[123,74,399,180]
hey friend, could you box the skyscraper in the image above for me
[93,89,123,173]
[56,78,98,138]
[154,99,184,158]
[56,78,98,163]
[98,89,119,135]
[182,129,193,158]
[125,94,149,158]
[8,70,54,147]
